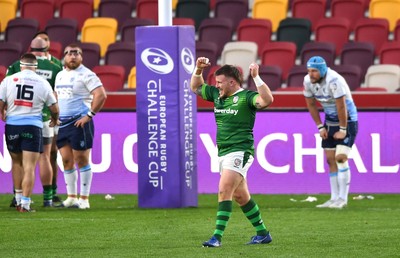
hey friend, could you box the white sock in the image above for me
[329,172,339,201]
[80,165,93,197]
[21,196,31,210]
[64,168,77,196]
[337,161,351,202]
[15,189,23,205]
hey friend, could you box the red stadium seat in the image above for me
[93,65,125,92]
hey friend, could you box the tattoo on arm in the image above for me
[195,86,202,96]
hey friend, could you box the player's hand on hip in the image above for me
[319,128,328,140]
[74,116,91,128]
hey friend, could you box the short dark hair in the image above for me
[215,65,243,85]
[20,53,38,67]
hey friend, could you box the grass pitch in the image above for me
[0,194,399,258]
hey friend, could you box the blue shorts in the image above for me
[322,121,358,149]
[5,125,43,153]
[56,120,94,150]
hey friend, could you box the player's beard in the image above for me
[65,60,81,70]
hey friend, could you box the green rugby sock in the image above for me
[212,200,232,241]
[43,185,53,201]
[241,198,268,236]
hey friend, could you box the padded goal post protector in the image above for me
[136,26,198,208]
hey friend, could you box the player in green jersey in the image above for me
[191,57,274,247]
[7,37,62,207]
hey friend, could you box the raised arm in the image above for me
[190,57,211,96]
[249,63,274,109]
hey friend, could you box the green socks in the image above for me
[213,200,232,241]
[241,198,268,236]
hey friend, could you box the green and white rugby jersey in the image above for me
[201,84,259,157]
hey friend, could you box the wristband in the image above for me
[87,110,96,118]
[253,75,265,87]
[339,126,347,134]
[317,124,325,132]
[193,67,203,77]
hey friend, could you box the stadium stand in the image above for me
[260,41,297,80]
[0,42,23,67]
[252,0,288,32]
[136,0,158,24]
[364,64,400,92]
[59,0,94,32]
[195,41,219,79]
[20,0,55,30]
[92,65,126,92]
[5,18,40,52]
[214,0,249,29]
[277,17,312,55]
[340,42,375,79]
[354,18,389,55]
[300,41,336,66]
[98,0,135,30]
[120,18,155,43]
[220,41,258,79]
[0,65,7,82]
[81,17,118,57]
[45,18,79,50]
[332,64,363,91]
[0,0,18,33]
[127,66,136,89]
[379,41,400,65]
[286,65,307,87]
[291,0,327,31]
[330,0,366,30]
[369,0,400,32]
[175,0,210,31]
[237,18,272,56]
[198,18,234,57]
[315,17,351,56]
[105,42,136,81]
[247,65,283,91]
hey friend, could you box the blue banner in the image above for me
[135,26,198,208]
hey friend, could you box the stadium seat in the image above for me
[195,41,219,79]
[260,41,297,80]
[127,66,136,89]
[247,65,282,91]
[92,65,125,92]
[214,0,249,29]
[300,42,336,66]
[206,65,222,85]
[20,0,55,30]
[330,0,366,30]
[93,0,100,10]
[354,18,389,55]
[98,0,135,30]
[369,0,400,32]
[0,42,23,67]
[237,18,272,56]
[0,65,7,82]
[48,41,63,60]
[315,17,351,56]
[59,0,94,32]
[379,41,400,65]
[172,17,195,26]
[220,41,258,79]
[354,86,388,91]
[175,0,210,31]
[252,0,288,32]
[331,64,363,91]
[291,0,326,31]
[81,17,118,57]
[0,0,18,33]
[277,17,312,55]
[287,65,307,87]
[136,0,158,24]
[120,18,155,43]
[5,18,40,52]
[77,42,101,69]
[105,42,136,81]
[198,18,234,57]
[364,64,400,92]
[45,18,79,50]
[275,86,304,91]
[340,42,375,79]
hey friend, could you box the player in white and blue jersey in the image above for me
[54,44,107,209]
[304,56,358,209]
[0,53,59,212]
